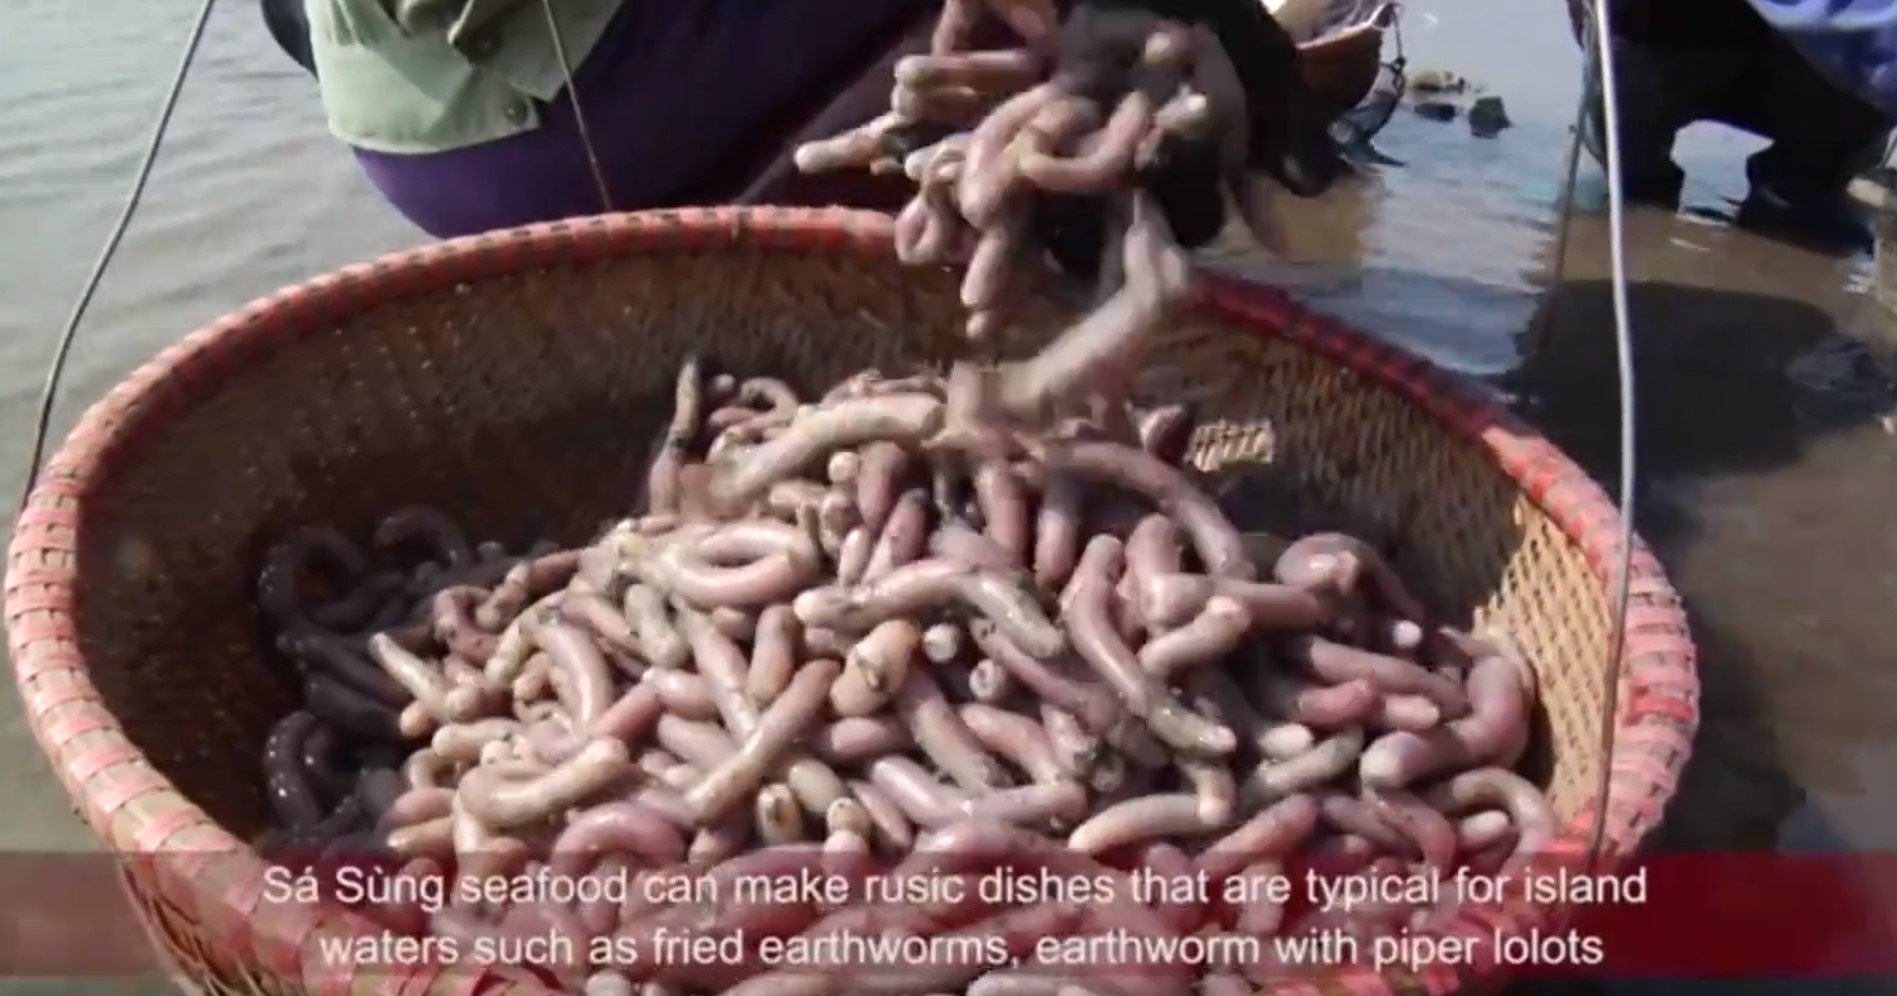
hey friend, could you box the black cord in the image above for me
[539,0,615,214]
[19,0,219,512]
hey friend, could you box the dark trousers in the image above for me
[1602,18,1891,206]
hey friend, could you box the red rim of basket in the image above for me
[4,207,1697,996]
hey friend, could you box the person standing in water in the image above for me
[1574,0,1894,249]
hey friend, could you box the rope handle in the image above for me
[1560,0,1640,878]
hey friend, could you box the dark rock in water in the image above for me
[1410,68,1467,93]
[1414,100,1458,122]
[1469,95,1512,136]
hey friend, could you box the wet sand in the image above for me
[2,0,1894,992]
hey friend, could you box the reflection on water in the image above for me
[1516,152,1897,865]
[0,0,1895,990]
[1211,111,1566,377]
[1222,0,1897,913]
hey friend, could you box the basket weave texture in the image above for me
[5,207,1697,996]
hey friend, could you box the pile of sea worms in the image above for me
[246,7,1555,993]
[254,358,1555,996]
[794,0,1245,345]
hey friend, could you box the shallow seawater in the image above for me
[0,0,1894,992]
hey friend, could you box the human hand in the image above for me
[1067,0,1342,193]
[1174,0,1343,197]
[1025,0,1339,281]
[792,0,1342,304]
[932,0,1065,52]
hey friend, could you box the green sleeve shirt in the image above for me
[308,0,625,154]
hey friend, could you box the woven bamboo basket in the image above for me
[6,207,1697,996]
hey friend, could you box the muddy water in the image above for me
[1,0,1894,992]
[1233,0,1897,872]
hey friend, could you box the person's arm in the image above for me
[953,0,1341,195]
[1738,0,1897,115]
[1076,0,1342,195]
[1023,1,1340,281]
